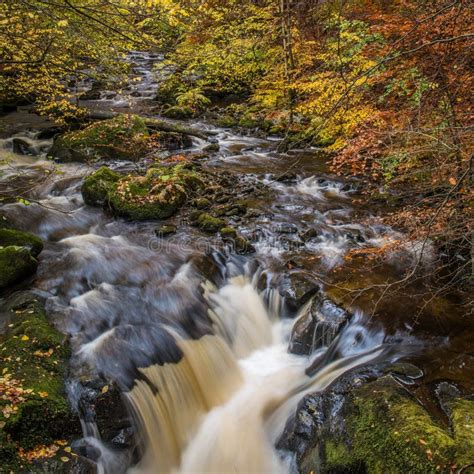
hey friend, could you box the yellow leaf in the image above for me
[38,391,49,398]
[101,385,109,394]
[449,177,456,186]
[60,456,70,462]
[64,447,71,453]
[21,335,30,341]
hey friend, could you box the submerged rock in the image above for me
[0,299,80,471]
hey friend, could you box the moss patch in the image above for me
[49,114,150,162]
[0,228,43,257]
[81,166,121,206]
[0,300,79,471]
[313,376,459,474]
[449,399,474,469]
[162,105,195,120]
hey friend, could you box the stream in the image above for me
[0,52,471,473]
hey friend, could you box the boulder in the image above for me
[0,246,38,289]
[0,228,43,257]
[289,296,349,355]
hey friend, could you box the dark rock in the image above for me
[0,246,38,289]
[12,137,35,155]
[279,272,320,313]
[203,143,220,152]
[234,236,255,254]
[37,127,62,139]
[289,296,350,355]
[193,197,211,210]
[300,228,319,242]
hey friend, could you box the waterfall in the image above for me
[125,277,388,474]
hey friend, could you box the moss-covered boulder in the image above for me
[298,376,474,474]
[0,246,38,289]
[81,164,209,221]
[193,213,226,233]
[0,228,43,257]
[0,299,80,471]
[81,166,121,206]
[49,114,150,162]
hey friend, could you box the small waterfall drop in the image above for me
[125,277,389,474]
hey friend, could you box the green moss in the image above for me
[196,213,226,232]
[0,300,79,470]
[220,226,237,238]
[347,377,455,473]
[0,228,43,257]
[81,166,121,206]
[0,246,38,289]
[216,115,238,128]
[81,164,209,221]
[324,440,353,469]
[193,197,211,209]
[162,105,195,120]
[49,114,150,162]
[449,399,474,469]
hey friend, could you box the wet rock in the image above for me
[37,127,62,140]
[0,228,43,257]
[155,224,177,237]
[279,272,320,313]
[203,143,220,153]
[300,228,319,242]
[0,246,38,289]
[12,137,35,156]
[435,382,461,416]
[0,300,81,471]
[80,88,102,101]
[275,172,297,183]
[275,223,298,234]
[385,362,423,385]
[234,236,255,255]
[81,166,121,206]
[289,296,349,355]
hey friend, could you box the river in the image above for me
[0,52,471,473]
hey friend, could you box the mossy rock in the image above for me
[0,228,43,257]
[109,165,204,221]
[310,376,459,474]
[195,213,226,233]
[0,246,38,289]
[162,105,195,120]
[82,166,121,206]
[449,399,474,469]
[220,226,238,238]
[48,114,151,162]
[0,300,80,471]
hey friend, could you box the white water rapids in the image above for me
[125,276,386,474]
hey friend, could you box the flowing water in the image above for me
[0,52,458,473]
